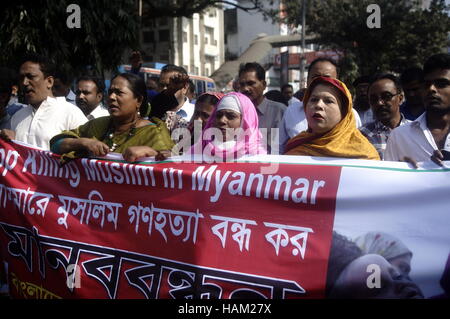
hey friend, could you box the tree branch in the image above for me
[143,0,263,18]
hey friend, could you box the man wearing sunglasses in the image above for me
[385,53,450,166]
[360,74,410,159]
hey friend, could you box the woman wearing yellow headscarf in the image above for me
[284,76,379,160]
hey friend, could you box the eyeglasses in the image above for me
[369,92,401,105]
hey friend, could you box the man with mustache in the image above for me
[0,54,87,150]
[75,76,109,120]
[237,62,287,153]
[360,74,410,159]
[385,53,450,165]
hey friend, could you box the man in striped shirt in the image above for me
[360,74,410,159]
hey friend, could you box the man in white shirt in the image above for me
[281,84,301,107]
[385,53,450,165]
[0,55,87,150]
[75,76,109,120]
[279,57,362,153]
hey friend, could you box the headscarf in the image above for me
[190,92,267,161]
[354,232,412,261]
[284,77,380,160]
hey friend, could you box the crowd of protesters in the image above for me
[1,50,450,299]
[2,52,449,166]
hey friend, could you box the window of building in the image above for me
[159,29,170,42]
[159,17,168,26]
[205,26,215,46]
[183,32,188,43]
[194,35,198,45]
[143,31,154,43]
[194,67,199,75]
[142,18,154,28]
[205,68,210,76]
[205,37,209,44]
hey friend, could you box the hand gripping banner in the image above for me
[0,140,449,299]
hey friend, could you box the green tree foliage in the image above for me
[0,0,139,76]
[267,0,450,84]
[141,0,266,18]
[0,0,268,76]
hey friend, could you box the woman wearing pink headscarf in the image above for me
[190,92,266,161]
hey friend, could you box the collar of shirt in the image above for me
[412,112,440,150]
[176,97,194,120]
[256,97,269,116]
[66,90,76,102]
[87,103,109,120]
[32,96,58,112]
[374,113,409,132]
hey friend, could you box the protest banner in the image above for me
[0,140,448,299]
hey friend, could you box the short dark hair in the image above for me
[160,64,188,76]
[265,90,288,106]
[423,53,450,77]
[238,62,266,82]
[53,70,72,86]
[368,73,402,93]
[281,84,293,92]
[307,57,339,76]
[400,67,424,86]
[196,93,220,106]
[19,54,56,78]
[111,73,148,115]
[77,75,105,96]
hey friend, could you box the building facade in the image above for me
[140,5,224,77]
[224,0,315,92]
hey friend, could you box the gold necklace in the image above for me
[104,118,138,152]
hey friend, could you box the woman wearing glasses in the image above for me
[284,76,379,160]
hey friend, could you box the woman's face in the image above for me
[305,84,344,134]
[192,101,215,129]
[214,109,242,141]
[107,76,141,120]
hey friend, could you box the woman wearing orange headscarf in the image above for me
[284,76,379,160]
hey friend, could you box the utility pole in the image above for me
[299,0,307,88]
[138,0,143,50]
